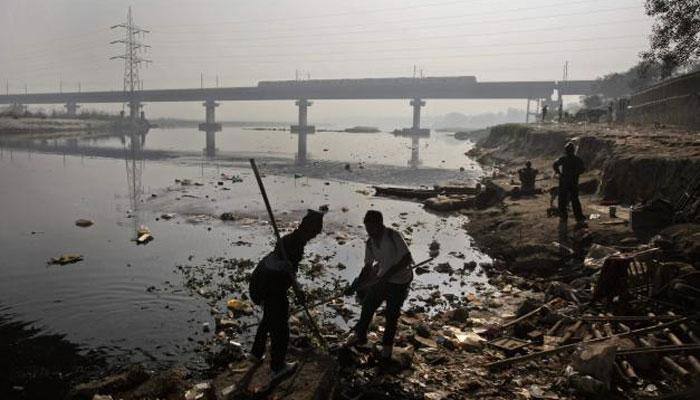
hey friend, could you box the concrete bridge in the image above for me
[0,76,596,164]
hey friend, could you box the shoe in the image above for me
[345,333,368,347]
[271,361,298,381]
[380,344,393,360]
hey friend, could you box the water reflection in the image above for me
[409,135,421,168]
[204,129,217,159]
[123,130,146,235]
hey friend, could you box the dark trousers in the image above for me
[251,269,291,371]
[558,183,584,221]
[354,282,410,346]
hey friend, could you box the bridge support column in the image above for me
[409,136,421,168]
[198,101,222,159]
[398,98,430,136]
[291,99,315,165]
[411,98,425,131]
[128,101,142,121]
[64,102,80,117]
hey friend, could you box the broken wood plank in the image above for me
[484,316,690,370]
[617,343,700,356]
[638,337,690,378]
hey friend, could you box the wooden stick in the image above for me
[578,315,683,322]
[499,299,556,330]
[617,343,700,356]
[484,316,690,370]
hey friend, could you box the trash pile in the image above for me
[68,224,699,400]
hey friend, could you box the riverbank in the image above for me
[464,122,699,271]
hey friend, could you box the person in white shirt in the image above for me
[346,210,413,359]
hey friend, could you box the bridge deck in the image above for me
[0,77,595,105]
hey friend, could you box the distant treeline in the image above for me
[0,105,119,121]
[151,118,292,128]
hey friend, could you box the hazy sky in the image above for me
[1,0,653,122]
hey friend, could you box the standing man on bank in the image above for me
[346,210,413,360]
[553,142,586,227]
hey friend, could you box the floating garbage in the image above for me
[136,225,153,245]
[48,253,83,265]
[75,219,94,228]
[226,298,253,317]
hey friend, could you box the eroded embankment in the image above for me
[474,123,700,214]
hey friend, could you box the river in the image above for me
[0,125,490,372]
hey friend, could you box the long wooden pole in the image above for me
[249,158,328,351]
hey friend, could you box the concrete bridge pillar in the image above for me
[128,101,142,121]
[198,101,221,159]
[411,98,425,131]
[409,135,421,168]
[292,99,315,165]
[198,101,222,132]
[64,102,80,117]
[398,98,429,136]
[204,130,217,158]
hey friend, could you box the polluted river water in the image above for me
[0,126,491,371]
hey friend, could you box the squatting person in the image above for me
[248,210,324,379]
[346,210,413,360]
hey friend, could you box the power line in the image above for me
[149,5,641,43]
[148,18,644,51]
[154,0,632,35]
[151,0,491,29]
[156,34,642,61]
[153,45,640,66]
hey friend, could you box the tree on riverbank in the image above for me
[643,0,700,75]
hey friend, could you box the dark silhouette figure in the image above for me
[542,105,548,122]
[553,142,586,224]
[518,161,538,194]
[250,210,323,377]
[558,102,563,121]
[346,210,413,360]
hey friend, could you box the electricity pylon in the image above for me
[110,6,151,119]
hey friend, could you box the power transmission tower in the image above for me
[110,6,151,119]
